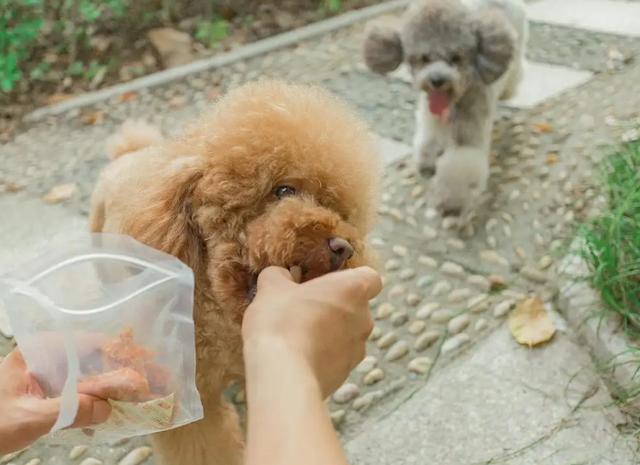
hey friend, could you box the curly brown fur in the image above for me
[90,80,381,465]
[105,120,164,160]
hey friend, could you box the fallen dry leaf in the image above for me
[533,122,554,134]
[43,183,77,204]
[46,93,74,105]
[0,130,12,143]
[508,296,556,347]
[168,96,187,108]
[545,152,559,165]
[80,110,104,126]
[4,182,24,193]
[117,91,138,103]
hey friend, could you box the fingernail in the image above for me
[91,400,112,424]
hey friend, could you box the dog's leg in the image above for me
[499,58,524,101]
[500,12,528,101]
[152,396,244,465]
[432,145,489,220]
[413,93,443,176]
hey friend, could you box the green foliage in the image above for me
[85,59,107,80]
[0,0,130,93]
[3,0,354,95]
[195,18,230,48]
[579,141,640,333]
[67,60,84,76]
[324,0,343,13]
[0,0,44,91]
[29,61,50,80]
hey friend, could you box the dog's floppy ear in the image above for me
[363,25,403,74]
[122,156,207,273]
[473,10,515,84]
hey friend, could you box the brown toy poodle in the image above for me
[89,80,381,465]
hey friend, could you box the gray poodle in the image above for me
[364,0,527,219]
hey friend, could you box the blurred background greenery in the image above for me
[0,0,375,104]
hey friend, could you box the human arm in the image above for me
[242,266,382,465]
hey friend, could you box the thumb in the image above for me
[71,394,112,428]
[310,266,383,300]
[256,266,296,292]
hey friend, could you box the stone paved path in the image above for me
[347,326,636,465]
[2,1,640,464]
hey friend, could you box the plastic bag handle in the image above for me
[14,252,178,315]
[25,252,178,284]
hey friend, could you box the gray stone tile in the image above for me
[347,325,636,465]
[527,0,640,37]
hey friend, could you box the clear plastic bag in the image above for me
[0,233,203,443]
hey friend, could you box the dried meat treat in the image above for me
[144,361,172,395]
[78,367,151,402]
[102,327,154,375]
[98,328,171,397]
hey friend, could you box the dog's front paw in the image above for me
[413,144,440,177]
[416,158,436,177]
[431,147,489,220]
[432,175,467,218]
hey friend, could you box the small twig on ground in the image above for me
[469,417,580,465]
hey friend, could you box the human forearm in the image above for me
[241,267,381,465]
[243,338,349,465]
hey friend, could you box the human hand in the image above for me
[0,350,111,454]
[242,266,382,398]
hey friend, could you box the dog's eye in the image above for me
[274,185,296,199]
[450,53,462,64]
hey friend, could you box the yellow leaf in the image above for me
[43,183,77,204]
[533,122,554,134]
[545,152,559,165]
[4,182,23,193]
[117,91,138,103]
[168,95,187,108]
[80,110,104,126]
[508,297,556,347]
[46,93,74,105]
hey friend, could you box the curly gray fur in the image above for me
[363,25,403,74]
[363,0,527,220]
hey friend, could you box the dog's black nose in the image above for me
[328,237,354,263]
[429,76,447,89]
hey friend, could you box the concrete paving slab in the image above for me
[391,60,593,109]
[346,325,636,465]
[527,0,640,37]
[503,60,593,108]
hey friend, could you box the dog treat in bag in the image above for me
[0,233,203,443]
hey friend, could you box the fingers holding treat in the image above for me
[77,367,151,402]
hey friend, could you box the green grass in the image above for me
[579,141,640,336]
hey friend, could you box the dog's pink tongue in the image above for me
[428,91,450,119]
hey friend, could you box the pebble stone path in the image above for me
[2,0,640,463]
